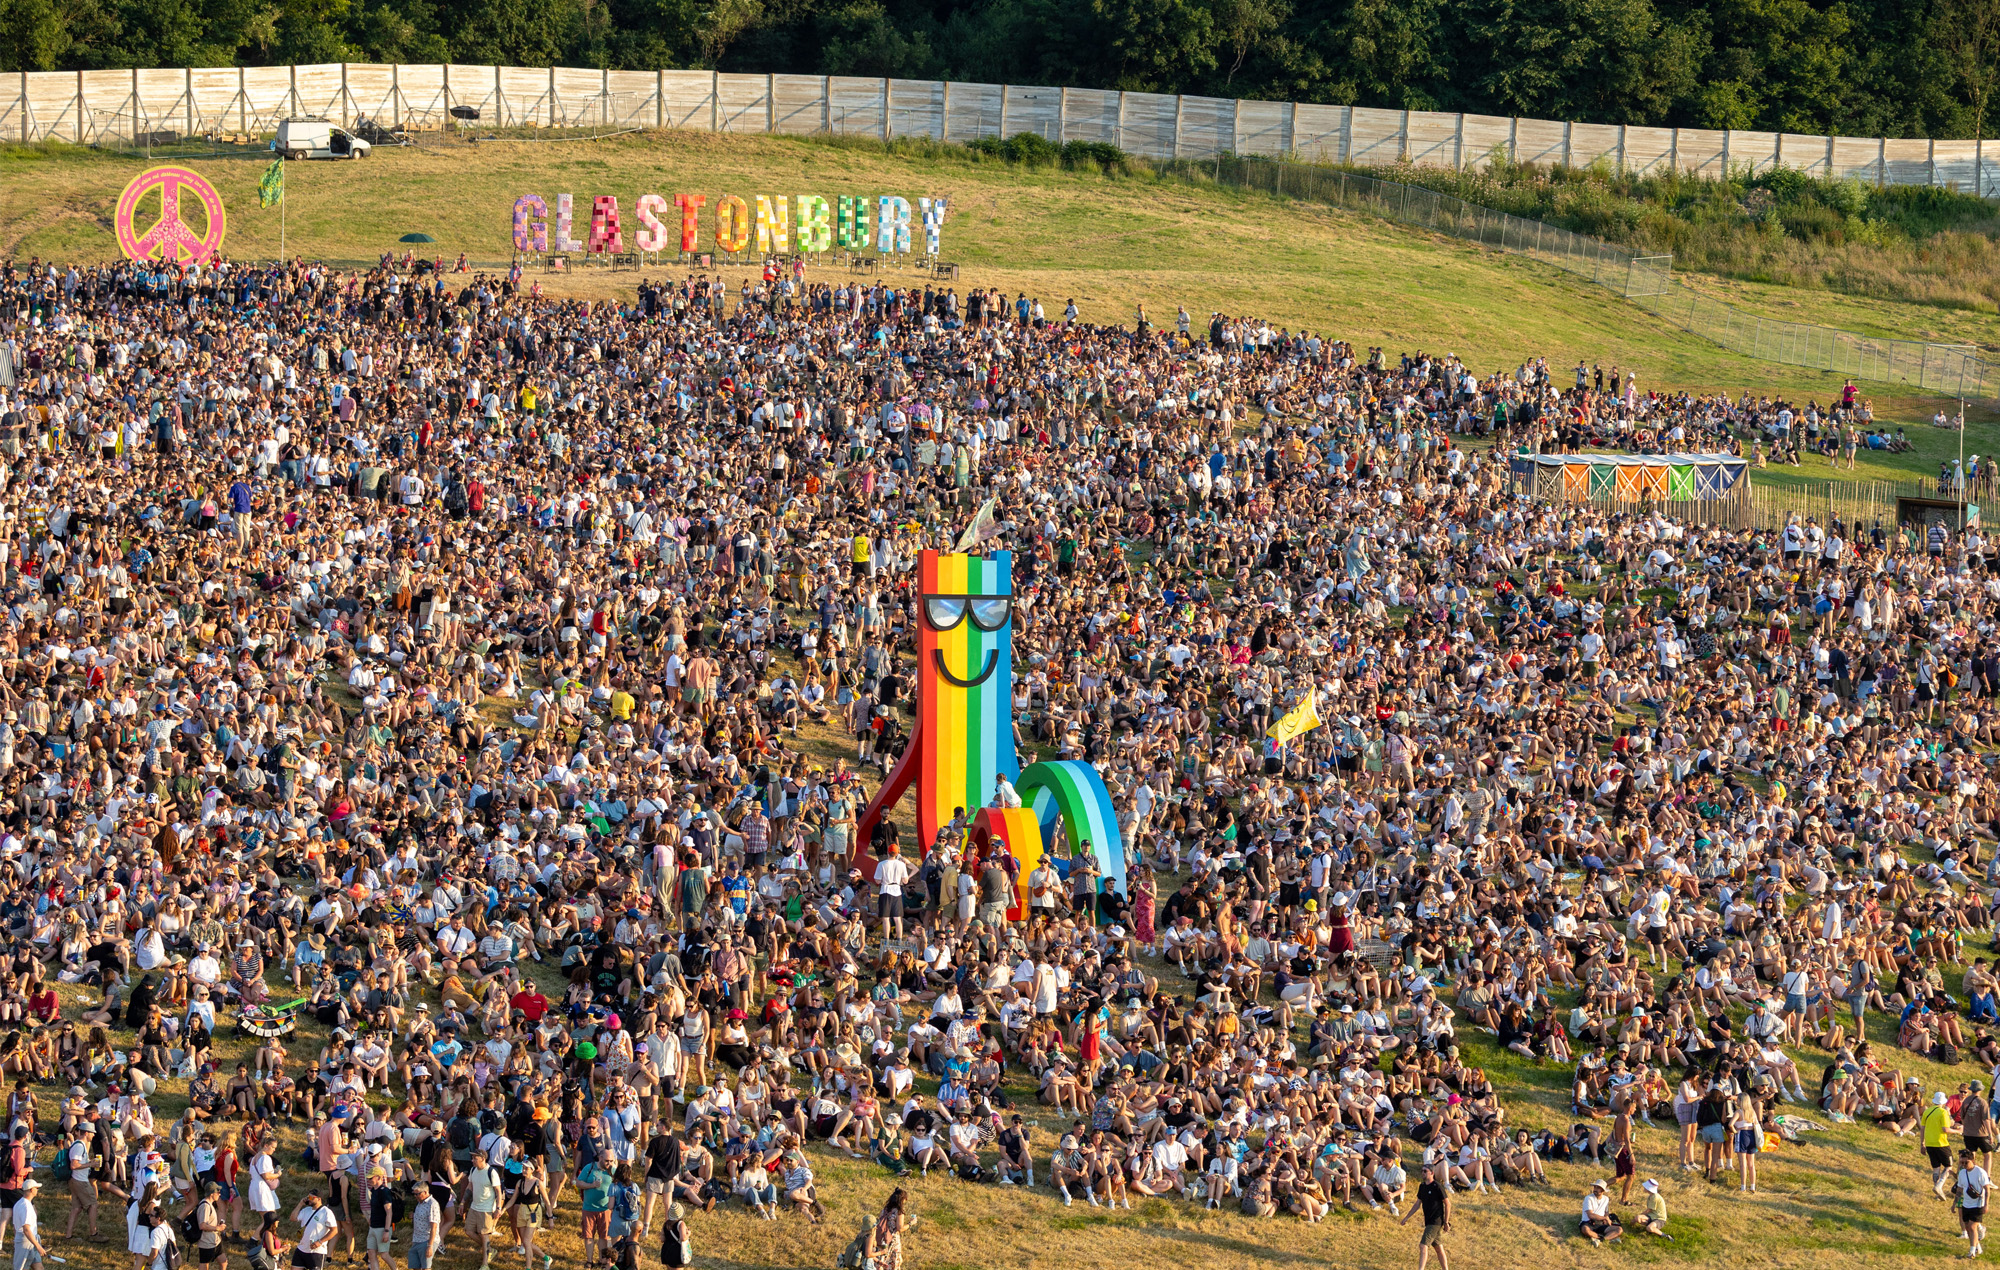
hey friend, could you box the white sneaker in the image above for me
[998,1177,1014,1186]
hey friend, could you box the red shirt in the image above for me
[510,989,549,1022]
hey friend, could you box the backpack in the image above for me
[1936,1042,1961,1067]
[180,1205,206,1244]
[51,1145,72,1181]
[448,1118,474,1152]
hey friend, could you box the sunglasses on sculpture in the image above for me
[923,597,1012,632]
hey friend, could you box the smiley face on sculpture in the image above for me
[922,592,1013,687]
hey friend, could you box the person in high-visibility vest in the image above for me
[851,533,870,581]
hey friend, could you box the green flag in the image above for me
[258,159,284,209]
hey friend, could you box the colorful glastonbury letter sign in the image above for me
[587,195,624,254]
[510,189,947,257]
[553,194,585,253]
[715,195,750,253]
[633,194,669,252]
[512,194,548,253]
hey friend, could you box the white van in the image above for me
[275,118,371,160]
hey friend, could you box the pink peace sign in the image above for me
[114,166,228,265]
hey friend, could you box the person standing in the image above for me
[1961,1149,1991,1259]
[864,1188,911,1270]
[462,1150,503,1270]
[407,1182,441,1270]
[1732,1094,1764,1194]
[1967,1082,1995,1176]
[1398,1162,1450,1270]
[62,1125,99,1240]
[293,1191,338,1270]
[10,1178,44,1270]
[577,1149,614,1270]
[194,1182,229,1270]
[1930,1093,1959,1201]
[874,843,913,944]
[364,1170,399,1270]
[1610,1098,1636,1204]
[249,1135,283,1245]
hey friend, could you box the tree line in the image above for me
[1,0,1998,141]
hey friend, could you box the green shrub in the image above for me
[1758,167,1813,205]
[1061,139,1127,169]
[1777,201,1847,243]
[998,131,1060,166]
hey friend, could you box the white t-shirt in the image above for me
[874,857,911,898]
[1962,1166,1991,1210]
[11,1195,34,1240]
[297,1203,338,1253]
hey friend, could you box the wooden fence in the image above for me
[5,63,1999,193]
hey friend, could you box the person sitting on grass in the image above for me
[1580,1179,1624,1244]
[1636,1179,1674,1240]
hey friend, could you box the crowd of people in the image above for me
[0,248,1993,1270]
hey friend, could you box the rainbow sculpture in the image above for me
[854,549,1124,916]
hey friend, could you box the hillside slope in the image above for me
[2,129,1993,475]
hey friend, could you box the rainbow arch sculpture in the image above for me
[853,549,1124,915]
[1018,760,1125,901]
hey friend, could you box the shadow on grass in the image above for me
[1616,1215,1715,1262]
[1129,1227,1328,1264]
[1757,1189,1948,1257]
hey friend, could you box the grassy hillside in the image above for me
[1369,158,2000,321]
[0,128,1994,485]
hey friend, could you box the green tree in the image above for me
[1932,0,2000,140]
[1317,0,1448,109]
[0,0,85,69]
[1081,0,1219,93]
[443,0,577,66]
[271,0,354,61]
[1698,0,1853,131]
[819,0,939,76]
[1212,0,1287,86]
[1454,0,1700,124]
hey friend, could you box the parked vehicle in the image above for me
[275,117,371,160]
